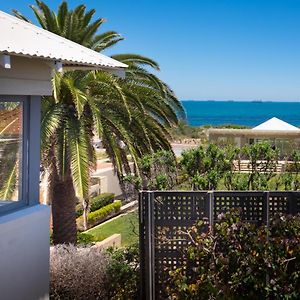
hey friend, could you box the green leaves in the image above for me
[181,144,231,190]
[91,31,124,52]
[111,54,160,71]
[67,116,90,200]
[40,98,64,149]
[64,75,87,117]
[15,1,185,224]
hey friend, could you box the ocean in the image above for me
[182,100,300,127]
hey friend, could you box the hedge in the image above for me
[77,200,122,231]
[76,193,115,218]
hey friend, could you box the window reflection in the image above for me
[0,102,22,202]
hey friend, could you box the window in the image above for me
[0,101,24,205]
[0,96,41,214]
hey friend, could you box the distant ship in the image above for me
[252,99,263,103]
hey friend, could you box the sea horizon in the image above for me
[181,100,300,127]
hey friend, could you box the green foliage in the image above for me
[15,1,185,244]
[121,174,142,201]
[167,210,300,299]
[88,211,139,246]
[155,174,169,190]
[106,243,140,300]
[77,201,121,230]
[179,141,300,191]
[90,193,115,212]
[88,200,121,224]
[76,232,98,245]
[224,172,249,190]
[180,144,232,190]
[170,121,204,140]
[50,232,101,246]
[203,124,250,129]
[139,150,177,190]
[75,192,115,217]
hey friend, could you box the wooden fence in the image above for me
[139,191,300,300]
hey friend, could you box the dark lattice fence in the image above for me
[139,191,300,300]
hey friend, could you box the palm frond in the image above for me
[12,10,32,23]
[111,54,160,71]
[40,99,64,148]
[67,117,90,199]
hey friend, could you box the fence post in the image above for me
[139,192,145,300]
[205,191,214,226]
[263,191,270,288]
[144,191,155,300]
[288,192,297,215]
[263,191,270,227]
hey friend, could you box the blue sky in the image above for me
[2,0,300,101]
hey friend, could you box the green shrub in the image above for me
[76,193,115,218]
[167,210,300,300]
[77,200,122,230]
[77,232,97,245]
[106,243,140,300]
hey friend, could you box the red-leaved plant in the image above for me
[167,209,300,300]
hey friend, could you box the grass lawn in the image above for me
[87,211,139,246]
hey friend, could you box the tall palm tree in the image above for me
[14,1,185,244]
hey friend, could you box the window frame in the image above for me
[0,95,41,215]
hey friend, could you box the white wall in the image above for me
[93,168,123,197]
[0,205,50,300]
[0,56,52,96]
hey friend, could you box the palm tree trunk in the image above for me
[51,165,77,245]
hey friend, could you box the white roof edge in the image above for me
[252,117,300,131]
[0,10,127,69]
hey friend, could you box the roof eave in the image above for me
[62,63,127,78]
[0,52,127,78]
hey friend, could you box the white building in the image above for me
[208,117,300,154]
[0,10,126,299]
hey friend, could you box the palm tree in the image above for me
[14,1,185,244]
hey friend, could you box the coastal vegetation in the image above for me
[15,1,184,244]
[122,141,300,195]
[170,121,249,142]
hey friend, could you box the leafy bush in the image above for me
[167,210,300,300]
[51,232,99,245]
[76,193,115,218]
[77,200,122,230]
[180,144,232,190]
[50,245,109,299]
[77,232,101,245]
[139,150,177,190]
[106,243,140,300]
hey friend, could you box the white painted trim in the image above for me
[43,60,63,73]
[0,55,11,69]
[54,61,63,72]
[63,65,126,78]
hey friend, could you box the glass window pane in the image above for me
[0,102,23,203]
